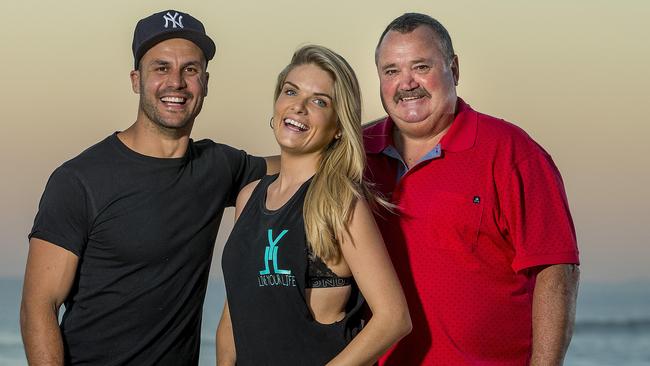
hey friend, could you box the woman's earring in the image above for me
[335,132,342,139]
[269,117,274,129]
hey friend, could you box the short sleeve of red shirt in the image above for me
[500,149,579,272]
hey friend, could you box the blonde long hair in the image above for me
[274,45,382,262]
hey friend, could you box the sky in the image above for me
[1,0,648,283]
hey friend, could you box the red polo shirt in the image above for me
[364,99,579,365]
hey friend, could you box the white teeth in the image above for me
[401,96,420,101]
[161,96,186,103]
[284,118,308,131]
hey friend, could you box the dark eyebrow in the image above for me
[148,60,203,70]
[150,60,170,67]
[181,60,203,69]
[283,81,333,101]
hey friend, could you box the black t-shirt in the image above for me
[30,133,265,365]
[222,175,364,366]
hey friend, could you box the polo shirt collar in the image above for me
[364,116,394,154]
[439,98,478,153]
[364,97,478,154]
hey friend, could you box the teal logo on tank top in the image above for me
[258,229,296,287]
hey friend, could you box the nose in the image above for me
[166,69,186,89]
[290,96,308,114]
[398,70,419,91]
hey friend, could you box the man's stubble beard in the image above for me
[138,81,201,135]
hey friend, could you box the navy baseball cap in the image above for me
[132,10,216,69]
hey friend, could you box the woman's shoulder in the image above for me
[234,179,263,220]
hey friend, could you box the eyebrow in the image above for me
[182,60,203,68]
[380,62,397,71]
[284,81,333,100]
[148,59,204,69]
[150,60,170,67]
[411,58,430,64]
[380,58,432,71]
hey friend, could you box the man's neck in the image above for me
[118,119,192,159]
[393,117,452,169]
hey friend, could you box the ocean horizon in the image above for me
[1,277,649,365]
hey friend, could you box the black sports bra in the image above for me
[307,251,353,288]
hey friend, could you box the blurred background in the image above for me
[1,0,648,364]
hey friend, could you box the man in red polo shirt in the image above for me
[364,13,580,365]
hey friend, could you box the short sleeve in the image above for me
[501,152,579,272]
[29,167,91,257]
[221,146,266,207]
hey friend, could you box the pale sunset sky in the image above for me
[1,1,648,283]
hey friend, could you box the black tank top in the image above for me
[222,175,364,365]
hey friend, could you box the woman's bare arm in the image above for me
[326,198,411,366]
[215,180,260,365]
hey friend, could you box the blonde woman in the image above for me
[216,45,411,365]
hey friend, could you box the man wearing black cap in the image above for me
[20,10,275,365]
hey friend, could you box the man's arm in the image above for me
[21,238,79,366]
[530,263,580,366]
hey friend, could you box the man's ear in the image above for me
[203,72,209,97]
[130,70,140,94]
[451,54,460,86]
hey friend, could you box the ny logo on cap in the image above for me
[163,12,184,29]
